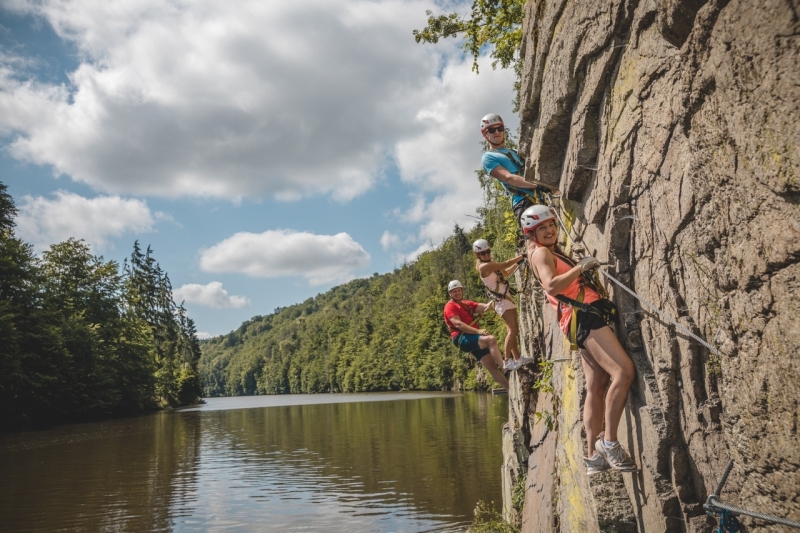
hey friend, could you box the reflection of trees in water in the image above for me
[0,413,202,532]
[199,394,506,520]
[0,394,505,531]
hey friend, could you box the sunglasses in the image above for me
[486,126,504,134]
[477,250,491,255]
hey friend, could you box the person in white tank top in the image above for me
[472,239,535,370]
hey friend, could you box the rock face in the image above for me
[505,0,800,531]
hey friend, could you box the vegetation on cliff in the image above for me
[0,182,202,429]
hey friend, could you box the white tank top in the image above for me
[481,270,510,300]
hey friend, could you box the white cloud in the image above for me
[173,281,250,309]
[195,331,213,340]
[200,229,370,286]
[0,0,463,202]
[393,55,518,259]
[1,0,521,262]
[15,191,158,250]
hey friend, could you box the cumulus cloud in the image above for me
[0,0,463,202]
[195,331,213,340]
[173,281,250,309]
[15,190,158,250]
[200,229,370,286]
[393,55,518,260]
[0,0,521,261]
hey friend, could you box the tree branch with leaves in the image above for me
[412,0,524,74]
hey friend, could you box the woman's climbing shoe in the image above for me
[583,453,610,476]
[517,357,536,366]
[503,359,519,370]
[594,432,639,472]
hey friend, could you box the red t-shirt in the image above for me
[443,300,480,338]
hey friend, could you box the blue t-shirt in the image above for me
[481,148,534,206]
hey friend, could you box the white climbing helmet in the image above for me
[447,280,463,292]
[472,239,491,254]
[480,113,504,133]
[520,205,558,235]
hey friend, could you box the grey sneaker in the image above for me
[503,359,519,370]
[583,453,610,476]
[595,432,639,472]
[517,357,536,366]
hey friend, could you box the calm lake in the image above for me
[0,392,508,532]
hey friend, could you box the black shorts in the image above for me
[574,299,618,349]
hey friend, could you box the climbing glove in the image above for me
[578,256,600,273]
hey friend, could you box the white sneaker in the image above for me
[503,359,519,370]
[594,432,639,472]
[583,453,610,476]
[517,357,536,366]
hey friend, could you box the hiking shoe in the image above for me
[595,432,639,472]
[503,359,519,371]
[517,357,536,366]
[583,453,610,476]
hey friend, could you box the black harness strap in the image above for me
[490,149,549,206]
[530,251,615,349]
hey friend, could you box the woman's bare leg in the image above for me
[583,326,635,442]
[580,349,610,457]
[500,307,520,360]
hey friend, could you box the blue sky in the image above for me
[0,0,518,337]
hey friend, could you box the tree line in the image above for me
[0,182,202,430]
[199,164,520,396]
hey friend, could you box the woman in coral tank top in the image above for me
[522,205,639,476]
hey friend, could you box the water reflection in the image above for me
[0,392,507,532]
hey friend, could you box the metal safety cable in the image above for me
[705,460,800,529]
[544,194,723,357]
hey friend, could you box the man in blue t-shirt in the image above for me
[480,113,560,225]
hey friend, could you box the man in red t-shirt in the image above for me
[443,280,509,391]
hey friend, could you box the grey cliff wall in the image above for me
[503,0,800,531]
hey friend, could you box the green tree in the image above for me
[413,0,524,73]
[1,180,204,429]
[39,239,126,417]
[125,241,202,407]
[0,182,50,426]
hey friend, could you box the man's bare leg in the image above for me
[479,353,509,391]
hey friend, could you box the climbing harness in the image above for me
[481,258,524,302]
[490,149,550,207]
[551,252,616,350]
[526,243,616,350]
[704,460,800,531]
[543,193,725,358]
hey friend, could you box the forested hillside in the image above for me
[200,167,520,396]
[0,182,202,429]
